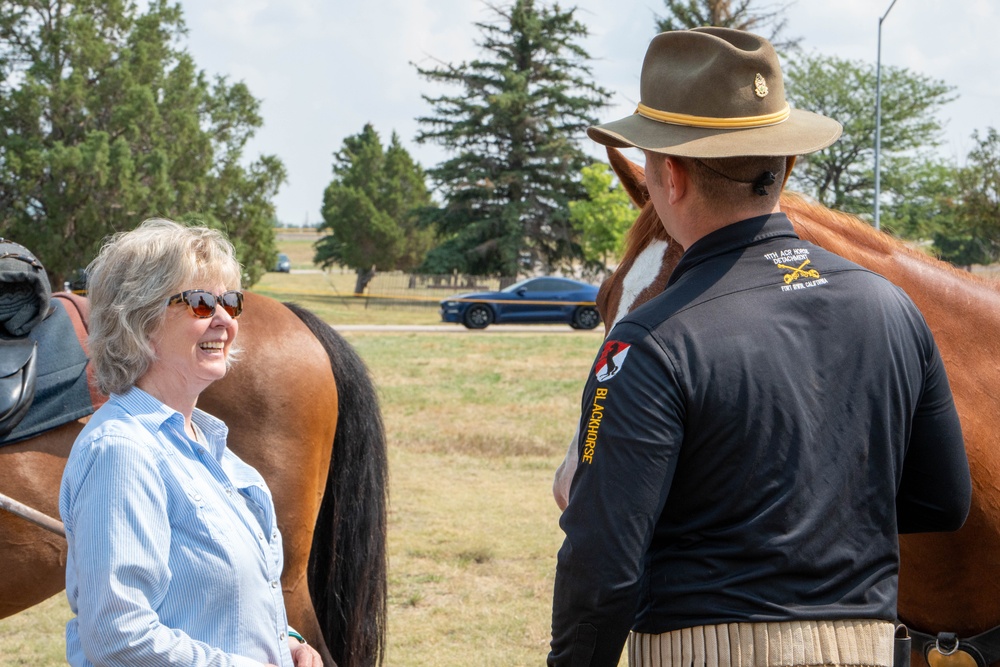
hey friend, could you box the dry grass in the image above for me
[346,331,604,665]
[252,271,443,326]
[274,228,322,269]
[352,332,594,458]
[0,595,69,665]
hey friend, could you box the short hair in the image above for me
[680,155,787,210]
[87,218,242,395]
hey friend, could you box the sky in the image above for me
[176,0,1000,226]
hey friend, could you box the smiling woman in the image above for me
[59,219,322,667]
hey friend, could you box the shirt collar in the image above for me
[668,212,799,288]
[111,386,230,461]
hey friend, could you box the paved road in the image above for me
[331,324,603,334]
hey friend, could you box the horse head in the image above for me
[597,147,681,336]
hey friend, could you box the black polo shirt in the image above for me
[549,213,970,667]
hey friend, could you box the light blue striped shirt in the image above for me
[60,387,294,667]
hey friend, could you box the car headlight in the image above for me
[443,301,458,307]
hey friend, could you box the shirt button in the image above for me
[271,580,279,589]
[193,494,202,502]
[272,531,279,540]
[279,632,287,641]
[226,488,233,496]
[258,531,265,540]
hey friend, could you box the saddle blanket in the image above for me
[1,299,93,445]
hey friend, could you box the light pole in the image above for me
[874,0,900,230]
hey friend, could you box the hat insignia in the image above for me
[754,73,769,98]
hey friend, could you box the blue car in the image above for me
[440,276,601,330]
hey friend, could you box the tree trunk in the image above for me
[354,266,376,294]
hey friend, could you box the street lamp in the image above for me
[874,0,900,230]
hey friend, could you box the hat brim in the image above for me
[587,108,842,158]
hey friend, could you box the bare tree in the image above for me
[655,0,800,53]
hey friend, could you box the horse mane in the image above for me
[622,201,672,262]
[780,192,998,288]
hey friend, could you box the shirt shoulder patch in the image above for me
[595,340,631,382]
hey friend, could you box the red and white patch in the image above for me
[594,340,631,382]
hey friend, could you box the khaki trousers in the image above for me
[629,619,895,667]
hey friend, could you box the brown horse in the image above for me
[557,147,1000,667]
[0,292,387,667]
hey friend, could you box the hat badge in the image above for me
[754,73,769,98]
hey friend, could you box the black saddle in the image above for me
[0,338,36,440]
[0,237,51,439]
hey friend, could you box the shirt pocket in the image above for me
[178,481,233,544]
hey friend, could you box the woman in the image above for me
[59,219,321,667]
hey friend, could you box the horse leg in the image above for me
[0,422,80,618]
[264,426,337,667]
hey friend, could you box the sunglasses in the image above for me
[167,289,244,319]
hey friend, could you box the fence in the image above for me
[341,272,521,310]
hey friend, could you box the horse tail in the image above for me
[283,303,388,667]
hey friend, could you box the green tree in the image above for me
[879,157,959,242]
[655,0,800,52]
[569,163,636,270]
[414,0,611,276]
[784,53,955,218]
[316,124,434,293]
[0,0,285,286]
[932,128,1000,268]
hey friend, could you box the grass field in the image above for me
[0,238,615,666]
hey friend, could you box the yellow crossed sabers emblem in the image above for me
[778,259,821,285]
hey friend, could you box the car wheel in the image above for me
[463,304,493,329]
[572,306,601,330]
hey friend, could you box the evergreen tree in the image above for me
[0,0,285,286]
[316,124,434,293]
[414,0,611,276]
[655,0,800,52]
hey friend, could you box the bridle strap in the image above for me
[906,624,1000,667]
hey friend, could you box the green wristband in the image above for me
[288,629,307,644]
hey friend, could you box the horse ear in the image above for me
[607,147,648,208]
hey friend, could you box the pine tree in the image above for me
[414,0,611,277]
[0,0,285,286]
[655,0,799,52]
[316,124,434,293]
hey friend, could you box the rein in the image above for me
[0,489,65,537]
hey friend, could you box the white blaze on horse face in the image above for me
[611,239,670,329]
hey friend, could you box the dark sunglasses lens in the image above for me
[188,292,216,318]
[219,292,243,318]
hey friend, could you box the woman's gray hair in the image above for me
[87,218,243,395]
